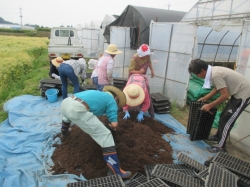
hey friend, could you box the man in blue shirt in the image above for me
[60,85,131,179]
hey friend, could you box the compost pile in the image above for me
[51,111,174,179]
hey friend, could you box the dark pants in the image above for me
[58,63,80,99]
[216,96,250,148]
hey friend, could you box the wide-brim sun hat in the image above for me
[88,59,97,69]
[103,85,126,108]
[123,84,145,107]
[137,44,151,57]
[52,57,64,67]
[105,44,123,55]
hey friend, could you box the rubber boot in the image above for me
[61,121,71,141]
[103,147,132,179]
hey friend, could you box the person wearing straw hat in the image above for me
[49,57,64,79]
[122,74,154,121]
[128,44,154,78]
[60,85,132,179]
[91,44,122,91]
[58,58,87,99]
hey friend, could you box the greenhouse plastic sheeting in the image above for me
[0,95,216,187]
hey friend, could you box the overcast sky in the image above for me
[0,0,198,28]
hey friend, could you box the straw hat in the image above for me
[123,84,145,106]
[137,44,151,57]
[105,44,122,55]
[103,85,126,108]
[52,57,64,67]
[88,59,97,69]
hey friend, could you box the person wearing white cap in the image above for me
[58,58,87,99]
[127,44,155,118]
[128,44,154,78]
[91,44,122,91]
[122,74,154,121]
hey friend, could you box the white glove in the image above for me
[52,73,61,80]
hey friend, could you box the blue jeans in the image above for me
[59,63,80,99]
[92,76,108,91]
[92,77,98,88]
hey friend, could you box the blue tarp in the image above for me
[0,95,216,187]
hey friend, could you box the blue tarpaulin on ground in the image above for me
[0,95,216,187]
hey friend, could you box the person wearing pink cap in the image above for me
[122,74,154,121]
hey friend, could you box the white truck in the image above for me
[48,27,84,61]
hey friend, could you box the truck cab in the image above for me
[48,27,84,61]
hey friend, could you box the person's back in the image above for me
[74,90,118,120]
[212,66,250,99]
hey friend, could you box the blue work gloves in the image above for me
[137,111,144,122]
[123,111,130,119]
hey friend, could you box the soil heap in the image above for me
[51,111,174,179]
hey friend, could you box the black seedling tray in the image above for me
[66,175,125,187]
[189,107,217,141]
[212,152,250,178]
[205,164,239,187]
[151,93,170,102]
[137,178,170,187]
[177,152,207,173]
[144,164,156,181]
[152,165,204,187]
[187,101,207,134]
[125,172,147,187]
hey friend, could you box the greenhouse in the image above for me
[105,0,250,156]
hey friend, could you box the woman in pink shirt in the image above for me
[122,74,154,121]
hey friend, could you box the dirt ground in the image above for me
[51,111,174,179]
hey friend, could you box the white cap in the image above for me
[137,44,151,57]
[88,59,97,69]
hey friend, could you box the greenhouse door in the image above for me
[110,26,136,78]
[149,22,197,107]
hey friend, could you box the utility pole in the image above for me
[20,7,22,29]
[167,3,170,10]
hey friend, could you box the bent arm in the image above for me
[201,87,229,112]
[198,88,218,102]
[149,62,154,78]
[110,121,118,129]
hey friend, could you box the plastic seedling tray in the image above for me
[66,174,125,187]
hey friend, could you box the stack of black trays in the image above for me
[39,78,62,97]
[187,101,217,141]
[113,77,128,90]
[151,93,171,114]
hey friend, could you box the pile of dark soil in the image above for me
[51,111,174,179]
